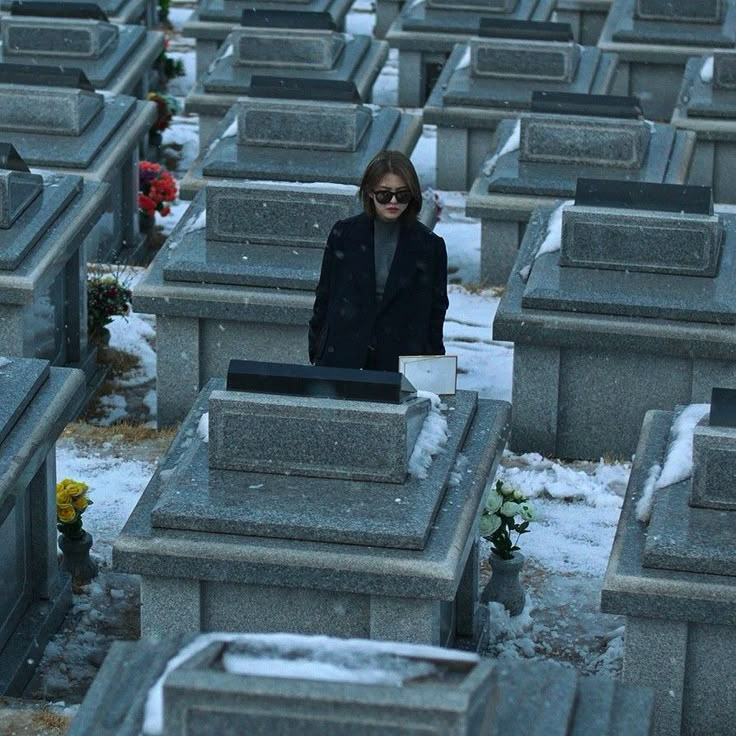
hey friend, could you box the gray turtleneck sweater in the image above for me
[374,218,400,301]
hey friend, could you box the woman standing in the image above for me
[308,150,449,372]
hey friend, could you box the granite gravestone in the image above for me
[0,0,157,28]
[0,9,164,99]
[602,393,736,735]
[66,634,655,736]
[551,0,613,45]
[180,79,422,199]
[385,0,556,107]
[114,371,511,650]
[466,91,696,283]
[135,180,437,426]
[185,13,389,147]
[598,0,736,120]
[672,53,736,204]
[0,358,85,695]
[0,65,156,261]
[493,179,736,460]
[183,0,353,78]
[423,19,619,189]
[0,145,108,398]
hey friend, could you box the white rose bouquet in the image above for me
[479,479,535,560]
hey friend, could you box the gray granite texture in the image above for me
[114,379,511,647]
[598,0,736,120]
[423,40,617,190]
[152,390,475,549]
[207,389,430,483]
[672,56,736,204]
[180,100,421,198]
[385,0,556,107]
[185,28,388,147]
[183,0,353,77]
[465,116,695,284]
[0,360,85,695]
[493,205,736,460]
[0,0,157,26]
[0,83,156,262]
[559,206,722,276]
[0,167,108,397]
[552,0,613,45]
[691,419,736,509]
[602,408,736,735]
[0,18,164,98]
[67,636,654,736]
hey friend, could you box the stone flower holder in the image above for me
[481,551,526,616]
[59,531,99,585]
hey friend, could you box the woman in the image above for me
[308,150,449,372]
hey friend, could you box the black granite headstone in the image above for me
[240,9,336,30]
[531,92,642,119]
[0,143,29,172]
[575,179,714,215]
[10,0,109,20]
[478,18,573,42]
[0,63,95,91]
[226,360,417,403]
[709,388,736,428]
[248,76,361,103]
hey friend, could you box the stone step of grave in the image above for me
[66,636,654,736]
[150,389,478,550]
[636,0,722,23]
[0,359,49,448]
[233,27,345,70]
[2,16,118,59]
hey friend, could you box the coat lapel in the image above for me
[350,213,377,311]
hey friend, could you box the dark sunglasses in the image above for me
[373,189,412,205]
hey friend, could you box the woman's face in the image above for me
[370,173,410,223]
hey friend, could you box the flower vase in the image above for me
[139,211,155,236]
[90,326,111,362]
[481,551,526,616]
[59,531,98,584]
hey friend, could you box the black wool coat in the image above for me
[308,212,449,372]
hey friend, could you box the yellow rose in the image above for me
[72,496,89,512]
[68,482,89,498]
[56,489,71,505]
[57,505,77,523]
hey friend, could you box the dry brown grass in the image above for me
[62,420,178,445]
[32,709,71,732]
[102,347,141,377]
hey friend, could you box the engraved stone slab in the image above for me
[207,390,430,483]
[470,38,580,83]
[713,54,736,90]
[1,17,118,59]
[427,0,518,11]
[205,182,358,247]
[519,115,650,169]
[560,206,722,276]
[636,0,722,23]
[0,85,103,136]
[691,418,736,510]
[234,28,344,70]
[237,99,371,151]
[0,169,43,229]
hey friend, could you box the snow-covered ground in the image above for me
[22,1,634,716]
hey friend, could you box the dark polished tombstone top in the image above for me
[10,0,110,19]
[710,387,736,427]
[5,0,128,16]
[574,178,713,214]
[479,17,572,40]
[0,62,95,90]
[240,7,335,27]
[608,0,736,48]
[198,0,335,23]
[227,360,417,403]
[248,76,361,102]
[531,91,642,119]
